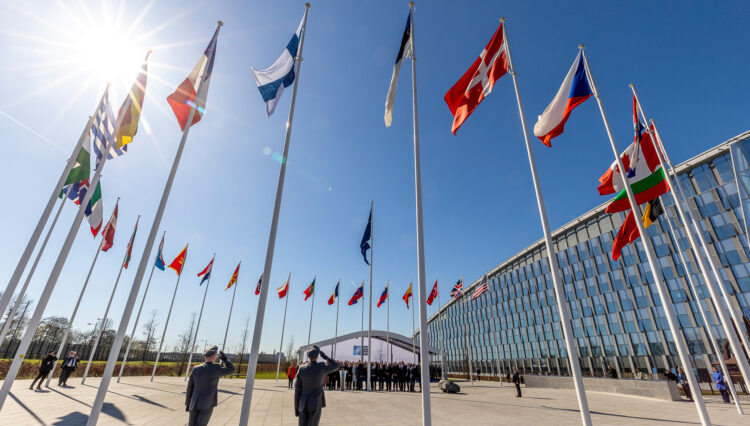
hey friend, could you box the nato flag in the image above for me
[360,206,372,265]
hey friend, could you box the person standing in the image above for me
[58,351,79,387]
[294,345,340,426]
[30,351,57,390]
[287,362,297,390]
[512,367,522,397]
[712,366,730,403]
[185,346,235,426]
[676,367,692,401]
[409,363,417,392]
[476,367,481,382]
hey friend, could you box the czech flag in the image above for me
[328,281,339,305]
[348,282,364,306]
[377,284,388,308]
[402,282,413,309]
[533,51,592,147]
[169,245,188,275]
[197,257,214,286]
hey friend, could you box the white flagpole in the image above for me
[0,194,67,346]
[496,328,503,387]
[334,279,340,359]
[184,254,214,381]
[151,243,188,382]
[0,103,102,331]
[581,47,710,425]
[239,6,309,422]
[87,24,222,426]
[361,281,365,364]
[632,85,750,394]
[368,200,374,390]
[0,86,119,412]
[276,273,291,382]
[408,4,432,422]
[118,230,165,383]
[82,215,140,384]
[436,281,446,380]
[44,231,105,387]
[307,276,315,345]
[466,323,473,385]
[502,21,591,424]
[222,262,240,351]
[387,281,391,363]
[411,299,416,364]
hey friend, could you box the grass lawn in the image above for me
[232,372,287,380]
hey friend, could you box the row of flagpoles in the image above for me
[1,2,749,426]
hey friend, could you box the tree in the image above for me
[175,313,197,377]
[1,298,32,358]
[236,316,251,377]
[140,310,159,360]
[34,316,69,344]
[285,335,295,370]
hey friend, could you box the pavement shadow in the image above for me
[9,392,46,425]
[102,402,127,422]
[542,406,701,425]
[53,411,88,425]
[132,394,172,410]
[118,382,186,396]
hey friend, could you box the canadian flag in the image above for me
[444,22,509,134]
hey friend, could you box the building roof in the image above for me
[302,330,439,355]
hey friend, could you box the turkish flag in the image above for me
[426,279,439,305]
[444,22,509,134]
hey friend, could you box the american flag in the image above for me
[472,274,489,300]
[91,88,120,169]
[450,277,464,299]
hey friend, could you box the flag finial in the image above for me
[218,20,224,27]
[409,2,414,7]
[145,49,153,59]
[500,17,505,22]
[305,3,310,8]
[578,44,585,49]
[628,83,635,88]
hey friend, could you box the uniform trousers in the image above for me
[188,407,213,426]
[298,409,322,426]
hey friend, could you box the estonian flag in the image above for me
[384,10,413,127]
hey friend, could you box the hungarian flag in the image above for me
[533,51,592,147]
[154,234,166,271]
[377,283,388,308]
[114,51,149,153]
[402,282,413,309]
[99,200,118,252]
[612,198,664,260]
[277,275,290,299]
[197,257,214,286]
[444,22,508,135]
[169,245,188,275]
[255,274,262,295]
[328,281,339,305]
[602,97,669,213]
[303,277,316,301]
[226,262,240,290]
[426,279,439,305]
[167,24,220,131]
[348,282,364,306]
[123,218,139,269]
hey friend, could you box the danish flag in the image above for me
[444,22,509,134]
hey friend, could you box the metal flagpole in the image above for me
[368,200,373,390]
[184,253,214,381]
[276,273,290,381]
[82,215,140,385]
[660,196,744,414]
[0,103,102,333]
[411,300,416,363]
[387,281,391,363]
[436,281,446,380]
[408,4,433,423]
[334,279,340,359]
[0,87,117,411]
[118,230,165,383]
[0,194,67,346]
[502,21,591,424]
[87,23,222,426]
[581,47,710,425]
[239,6,309,422]
[496,329,503,387]
[466,323,473,385]
[44,233,105,387]
[222,262,240,351]
[307,276,315,345]
[632,86,750,391]
[151,243,188,382]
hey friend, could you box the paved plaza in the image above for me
[1,376,748,425]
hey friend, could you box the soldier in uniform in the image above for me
[294,345,340,426]
[185,346,235,426]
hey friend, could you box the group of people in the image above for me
[29,350,80,389]
[288,359,423,393]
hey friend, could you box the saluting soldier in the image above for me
[185,346,235,426]
[294,345,340,426]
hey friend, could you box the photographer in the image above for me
[294,345,340,426]
[185,346,234,426]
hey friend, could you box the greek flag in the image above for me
[91,89,120,169]
[250,15,304,117]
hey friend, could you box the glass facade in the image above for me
[421,132,750,380]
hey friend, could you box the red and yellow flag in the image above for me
[169,245,188,275]
[402,282,413,309]
[226,262,240,290]
[115,51,149,150]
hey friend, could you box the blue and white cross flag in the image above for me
[250,15,304,117]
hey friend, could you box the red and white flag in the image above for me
[100,200,119,252]
[444,22,509,134]
[277,275,290,299]
[472,274,489,300]
[426,279,439,305]
[255,274,262,295]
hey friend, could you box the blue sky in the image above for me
[1,0,748,357]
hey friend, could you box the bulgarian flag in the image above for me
[123,217,139,269]
[303,277,315,301]
[99,200,118,252]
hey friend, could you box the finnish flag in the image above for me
[251,17,304,117]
